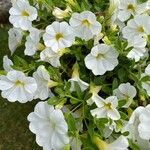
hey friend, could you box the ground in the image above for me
[0,26,41,150]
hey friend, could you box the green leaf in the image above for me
[112,78,118,90]
[47,96,59,105]
[119,111,128,120]
[74,82,83,99]
[118,99,127,108]
[117,68,127,82]
[66,113,76,133]
[129,139,140,150]
[141,75,150,82]
[48,66,61,82]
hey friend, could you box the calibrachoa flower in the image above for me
[124,105,150,150]
[122,15,150,42]
[0,70,37,103]
[2,0,150,149]
[141,64,150,96]
[87,84,101,105]
[117,0,138,22]
[43,21,75,52]
[68,63,89,92]
[93,135,129,150]
[85,44,119,75]
[113,82,137,108]
[40,48,69,68]
[69,11,102,41]
[25,28,44,56]
[127,36,147,62]
[9,0,38,30]
[8,27,23,54]
[33,65,55,100]
[91,96,120,120]
[28,101,69,150]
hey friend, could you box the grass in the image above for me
[0,25,41,150]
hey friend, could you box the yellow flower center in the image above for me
[81,19,91,27]
[127,3,135,12]
[96,53,104,59]
[15,80,25,86]
[104,103,112,110]
[21,10,29,17]
[136,26,144,33]
[55,33,64,41]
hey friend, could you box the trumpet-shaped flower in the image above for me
[93,135,129,150]
[91,96,120,120]
[33,65,55,100]
[127,36,147,62]
[40,48,65,68]
[113,82,137,108]
[124,105,150,150]
[9,0,37,30]
[0,70,37,103]
[117,0,138,22]
[8,27,23,54]
[69,11,102,41]
[87,84,101,105]
[122,15,150,42]
[52,6,72,19]
[43,21,75,52]
[68,63,89,92]
[25,28,44,56]
[85,44,119,76]
[28,101,69,150]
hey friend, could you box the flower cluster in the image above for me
[0,0,150,149]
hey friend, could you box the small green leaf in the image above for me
[47,96,59,105]
[141,76,150,82]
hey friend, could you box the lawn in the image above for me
[0,26,41,150]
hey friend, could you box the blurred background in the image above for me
[0,0,41,149]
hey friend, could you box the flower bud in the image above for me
[52,6,72,19]
[108,0,120,15]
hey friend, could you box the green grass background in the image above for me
[0,26,41,150]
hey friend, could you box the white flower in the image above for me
[3,56,13,72]
[124,105,150,150]
[141,64,150,96]
[113,82,137,108]
[69,77,89,92]
[28,101,69,150]
[69,11,102,41]
[91,96,120,120]
[25,28,44,56]
[9,0,37,30]
[43,21,75,52]
[87,84,101,105]
[68,63,89,92]
[117,0,138,22]
[52,6,72,19]
[93,135,129,150]
[122,15,150,41]
[85,44,119,76]
[33,65,55,100]
[0,70,37,103]
[40,48,62,68]
[105,136,129,150]
[8,27,23,54]
[127,36,147,62]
